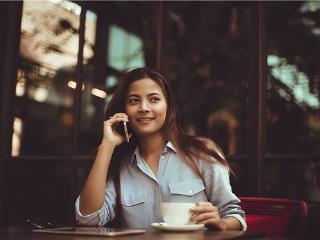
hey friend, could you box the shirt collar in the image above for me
[165,141,177,153]
[131,141,177,164]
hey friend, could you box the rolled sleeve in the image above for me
[75,179,117,226]
[223,214,247,231]
[202,163,247,230]
[220,201,247,230]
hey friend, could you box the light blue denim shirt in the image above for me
[75,142,247,230]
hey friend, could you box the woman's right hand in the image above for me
[102,113,130,146]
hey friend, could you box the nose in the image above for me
[139,100,150,112]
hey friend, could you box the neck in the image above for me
[138,133,166,159]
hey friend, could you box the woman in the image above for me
[75,68,246,230]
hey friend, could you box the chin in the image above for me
[135,128,162,136]
[137,131,157,136]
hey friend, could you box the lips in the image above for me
[137,117,155,123]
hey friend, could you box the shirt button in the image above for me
[189,190,193,194]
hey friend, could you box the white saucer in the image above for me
[151,222,205,232]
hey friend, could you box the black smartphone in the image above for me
[116,121,132,142]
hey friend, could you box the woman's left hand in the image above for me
[190,202,227,230]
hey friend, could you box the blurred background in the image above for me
[0,1,320,227]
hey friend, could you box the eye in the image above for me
[128,98,139,104]
[150,97,161,103]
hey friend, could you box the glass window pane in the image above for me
[79,2,156,155]
[266,2,320,154]
[162,2,250,155]
[108,24,145,70]
[262,160,320,202]
[12,0,84,156]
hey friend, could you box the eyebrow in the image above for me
[127,92,161,98]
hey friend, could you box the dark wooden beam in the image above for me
[0,1,23,226]
[247,2,267,196]
[73,7,86,155]
[156,2,163,71]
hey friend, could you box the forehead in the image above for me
[127,78,164,95]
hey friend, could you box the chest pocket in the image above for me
[168,179,207,201]
[121,192,146,207]
[120,191,147,226]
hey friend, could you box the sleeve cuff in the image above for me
[75,196,104,226]
[223,214,247,231]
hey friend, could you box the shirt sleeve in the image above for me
[75,178,117,226]
[202,163,247,231]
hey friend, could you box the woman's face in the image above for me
[125,78,167,137]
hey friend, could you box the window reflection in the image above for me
[79,2,155,155]
[268,55,320,109]
[108,25,145,70]
[20,1,93,69]
[13,0,87,156]
[14,1,251,157]
[162,2,250,155]
[267,1,320,154]
[12,117,23,156]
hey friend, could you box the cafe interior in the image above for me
[0,1,320,239]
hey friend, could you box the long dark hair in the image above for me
[105,67,231,178]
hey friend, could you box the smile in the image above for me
[137,117,154,123]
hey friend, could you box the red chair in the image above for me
[239,197,307,239]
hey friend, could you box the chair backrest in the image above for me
[239,197,307,239]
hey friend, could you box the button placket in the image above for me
[157,154,166,179]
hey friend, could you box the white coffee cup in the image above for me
[160,202,196,226]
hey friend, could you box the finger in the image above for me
[191,205,217,214]
[191,212,217,222]
[191,202,213,211]
[197,202,213,207]
[108,118,129,124]
[110,113,128,119]
[106,116,128,126]
[191,212,199,217]
[104,120,112,127]
[198,218,220,226]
